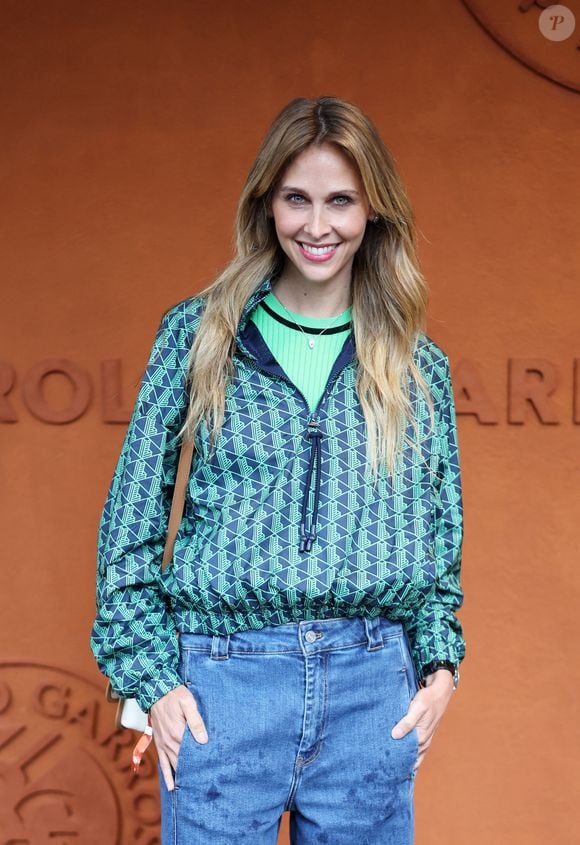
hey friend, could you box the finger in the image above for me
[391,715,417,739]
[153,730,177,770]
[414,750,426,771]
[181,697,209,744]
[158,749,175,792]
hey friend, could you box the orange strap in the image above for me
[162,436,195,573]
[131,435,195,773]
[132,713,154,773]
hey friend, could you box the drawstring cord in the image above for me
[299,420,323,553]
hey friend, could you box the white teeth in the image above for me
[300,242,338,255]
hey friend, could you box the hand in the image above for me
[390,669,455,772]
[150,684,209,791]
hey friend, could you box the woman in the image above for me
[90,95,465,844]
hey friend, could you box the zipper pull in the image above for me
[306,418,321,437]
[299,530,314,554]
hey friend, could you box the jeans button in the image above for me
[305,630,317,643]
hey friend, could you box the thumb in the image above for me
[391,708,418,740]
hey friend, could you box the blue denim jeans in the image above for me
[159,615,420,844]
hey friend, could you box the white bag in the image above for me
[105,682,150,732]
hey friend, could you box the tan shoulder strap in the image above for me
[161,437,195,573]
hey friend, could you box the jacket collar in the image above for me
[236,274,276,343]
[235,273,356,383]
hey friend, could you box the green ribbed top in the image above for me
[250,291,352,413]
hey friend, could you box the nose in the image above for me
[303,204,332,240]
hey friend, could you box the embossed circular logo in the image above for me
[462,0,580,93]
[0,662,161,844]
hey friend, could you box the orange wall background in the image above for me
[1,2,578,843]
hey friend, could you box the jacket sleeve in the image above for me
[89,302,191,712]
[406,352,466,681]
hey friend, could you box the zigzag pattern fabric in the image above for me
[90,274,466,712]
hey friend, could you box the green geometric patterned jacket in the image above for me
[90,274,466,712]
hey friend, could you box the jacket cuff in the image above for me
[410,632,465,684]
[137,668,184,713]
[419,659,456,682]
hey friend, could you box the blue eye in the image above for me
[283,193,352,206]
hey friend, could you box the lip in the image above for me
[296,241,341,263]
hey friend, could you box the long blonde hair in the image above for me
[178,95,435,482]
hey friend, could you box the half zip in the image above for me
[297,361,351,552]
[235,276,356,554]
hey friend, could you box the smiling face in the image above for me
[270,142,372,301]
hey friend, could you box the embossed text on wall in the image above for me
[1,359,580,425]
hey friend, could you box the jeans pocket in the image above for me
[178,645,190,687]
[399,628,420,700]
[396,633,421,775]
[173,722,191,788]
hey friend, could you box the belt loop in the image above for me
[364,616,384,651]
[210,633,230,660]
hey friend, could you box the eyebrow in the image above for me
[278,185,360,197]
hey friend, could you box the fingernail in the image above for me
[392,727,403,739]
[196,731,209,743]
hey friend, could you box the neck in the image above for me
[272,268,352,318]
